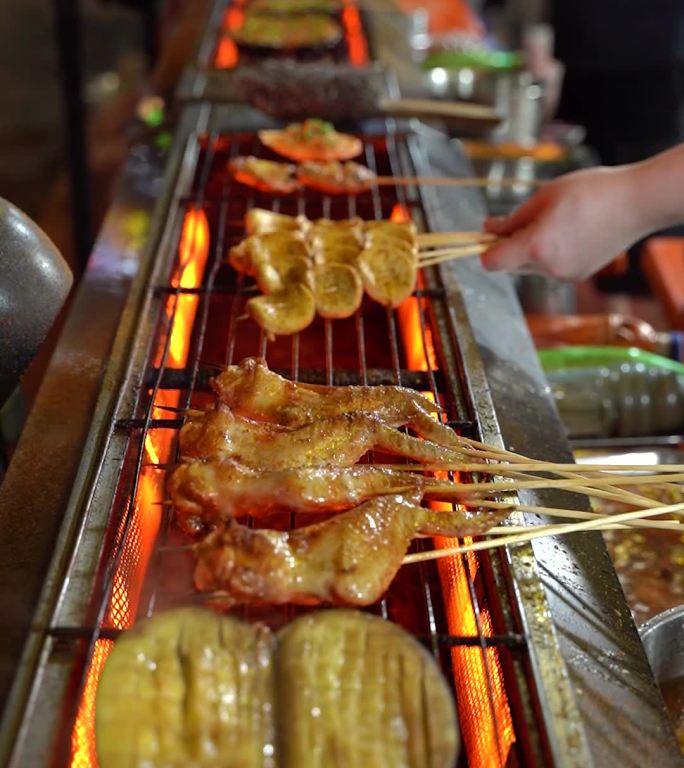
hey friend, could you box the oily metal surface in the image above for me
[0,136,182,724]
[415,127,682,765]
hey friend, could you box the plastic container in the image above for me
[539,346,684,439]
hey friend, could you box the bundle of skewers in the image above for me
[229,208,493,336]
[230,154,543,196]
[168,357,684,608]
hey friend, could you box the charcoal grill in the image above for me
[0,103,680,766]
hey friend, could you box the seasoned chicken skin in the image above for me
[168,461,465,535]
[194,492,503,606]
[211,357,465,449]
[180,403,465,469]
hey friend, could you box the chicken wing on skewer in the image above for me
[227,156,376,196]
[229,155,299,194]
[194,492,505,606]
[298,160,375,194]
[211,357,465,450]
[169,461,462,535]
[180,403,465,469]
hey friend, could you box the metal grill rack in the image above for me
[11,127,544,767]
[2,105,681,767]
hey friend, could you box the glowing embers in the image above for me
[167,207,211,367]
[215,1,245,69]
[340,0,368,66]
[70,207,211,767]
[436,545,515,767]
[395,265,516,766]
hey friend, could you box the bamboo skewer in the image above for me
[377,176,544,189]
[419,245,489,267]
[422,472,684,496]
[435,435,680,510]
[417,231,496,247]
[376,460,683,510]
[378,460,684,474]
[468,500,684,533]
[402,500,684,566]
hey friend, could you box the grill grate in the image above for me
[39,128,550,767]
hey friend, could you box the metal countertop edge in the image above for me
[416,126,681,766]
[0,104,211,762]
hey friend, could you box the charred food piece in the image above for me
[312,262,363,318]
[231,13,342,50]
[97,608,460,768]
[358,244,417,308]
[245,207,309,235]
[246,282,316,337]
[297,159,375,194]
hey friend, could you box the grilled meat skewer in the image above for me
[211,357,464,450]
[169,460,464,535]
[180,403,465,469]
[194,492,504,606]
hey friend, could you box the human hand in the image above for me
[480,165,643,281]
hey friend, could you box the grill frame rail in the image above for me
[0,109,680,767]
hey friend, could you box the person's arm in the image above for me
[481,142,684,281]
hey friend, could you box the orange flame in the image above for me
[397,279,515,767]
[70,207,211,766]
[215,4,244,69]
[340,0,368,66]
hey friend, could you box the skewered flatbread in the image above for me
[96,608,460,768]
[96,608,275,768]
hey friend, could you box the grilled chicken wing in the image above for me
[297,160,375,194]
[180,403,465,469]
[229,155,299,194]
[211,357,465,450]
[194,492,503,606]
[168,461,463,535]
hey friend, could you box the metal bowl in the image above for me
[640,605,684,683]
